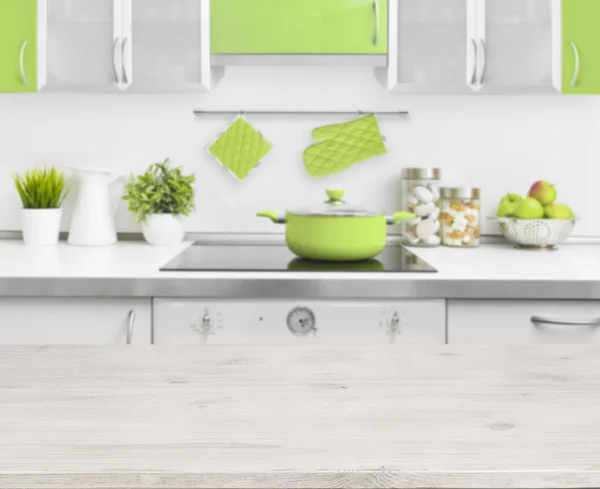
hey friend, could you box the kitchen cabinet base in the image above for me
[0,298,151,345]
[448,300,600,344]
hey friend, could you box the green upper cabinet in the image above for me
[563,0,600,94]
[0,0,37,92]
[211,0,387,54]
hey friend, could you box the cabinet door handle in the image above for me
[126,310,136,344]
[478,38,486,86]
[113,38,122,84]
[470,39,478,86]
[19,40,28,86]
[531,316,600,327]
[121,37,130,85]
[372,0,379,46]
[570,42,580,88]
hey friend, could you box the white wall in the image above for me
[0,65,597,236]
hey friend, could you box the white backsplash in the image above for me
[0,65,597,236]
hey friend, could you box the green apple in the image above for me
[544,203,574,219]
[528,180,557,206]
[499,193,523,208]
[514,197,545,219]
[496,201,520,217]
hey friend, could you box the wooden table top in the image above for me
[1,346,600,489]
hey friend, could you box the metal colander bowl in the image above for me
[493,217,576,249]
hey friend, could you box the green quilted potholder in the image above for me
[208,116,273,180]
[303,114,386,178]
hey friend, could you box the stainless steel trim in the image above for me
[531,316,600,327]
[121,38,129,85]
[478,39,486,86]
[126,310,136,344]
[402,168,441,180]
[19,40,28,86]
[113,38,121,84]
[440,187,481,199]
[571,42,580,88]
[372,0,379,46]
[194,109,409,117]
[470,39,478,86]
[3,277,600,300]
[211,54,387,67]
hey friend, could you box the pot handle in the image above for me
[387,211,416,225]
[257,211,286,224]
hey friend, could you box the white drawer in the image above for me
[0,298,152,345]
[153,299,446,345]
[448,300,600,344]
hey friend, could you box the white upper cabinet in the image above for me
[377,0,471,93]
[475,0,561,93]
[38,0,219,92]
[38,0,122,92]
[121,0,222,92]
[377,0,469,93]
[380,0,561,93]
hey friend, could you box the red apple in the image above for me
[528,181,557,206]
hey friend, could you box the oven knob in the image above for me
[287,307,317,336]
[389,311,401,332]
[380,310,402,343]
[190,310,222,337]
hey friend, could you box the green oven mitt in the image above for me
[303,114,387,178]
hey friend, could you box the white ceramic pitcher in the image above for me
[68,167,127,246]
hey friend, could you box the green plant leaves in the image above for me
[12,166,69,209]
[123,158,196,224]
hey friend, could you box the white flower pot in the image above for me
[142,214,185,246]
[21,208,62,246]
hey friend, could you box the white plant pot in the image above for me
[21,208,62,246]
[142,214,185,246]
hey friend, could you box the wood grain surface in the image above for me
[1,346,600,489]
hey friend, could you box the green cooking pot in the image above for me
[257,189,415,262]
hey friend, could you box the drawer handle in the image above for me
[20,40,28,86]
[470,39,478,87]
[571,42,580,88]
[126,310,136,344]
[372,0,379,46]
[531,316,600,327]
[113,37,122,84]
[478,38,486,86]
[121,37,130,85]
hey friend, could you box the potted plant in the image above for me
[123,158,195,246]
[13,166,69,246]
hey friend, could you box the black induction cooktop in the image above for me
[161,244,437,273]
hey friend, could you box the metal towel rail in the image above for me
[193,110,409,117]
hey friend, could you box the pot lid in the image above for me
[290,190,379,217]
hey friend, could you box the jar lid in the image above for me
[402,168,441,180]
[440,187,481,199]
[290,190,379,217]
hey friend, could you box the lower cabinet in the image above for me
[153,299,446,345]
[448,300,600,344]
[0,298,151,345]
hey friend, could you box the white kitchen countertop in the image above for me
[0,238,599,299]
[1,345,600,489]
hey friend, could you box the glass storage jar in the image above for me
[400,168,442,247]
[440,187,481,248]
